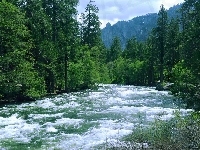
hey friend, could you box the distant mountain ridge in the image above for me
[101,4,182,48]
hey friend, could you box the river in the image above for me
[0,84,192,149]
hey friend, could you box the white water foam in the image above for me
[0,114,40,142]
[58,119,133,150]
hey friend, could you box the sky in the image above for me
[77,0,185,28]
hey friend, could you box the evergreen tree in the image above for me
[174,0,200,109]
[145,29,160,85]
[123,37,138,60]
[181,0,200,77]
[165,18,180,81]
[0,1,46,100]
[155,5,168,83]
[21,0,56,93]
[18,0,79,93]
[81,0,101,48]
[109,37,122,62]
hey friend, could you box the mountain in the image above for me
[101,4,182,49]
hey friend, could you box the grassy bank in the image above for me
[105,111,200,150]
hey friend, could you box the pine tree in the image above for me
[165,18,180,81]
[0,1,46,100]
[181,0,200,77]
[156,4,168,83]
[18,0,79,93]
[81,0,101,48]
[123,37,138,60]
[109,37,122,62]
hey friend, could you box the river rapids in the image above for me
[0,84,192,149]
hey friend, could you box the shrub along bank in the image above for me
[105,112,200,150]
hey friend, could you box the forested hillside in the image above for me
[0,0,199,111]
[101,4,182,48]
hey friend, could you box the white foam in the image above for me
[0,115,40,143]
[88,92,105,99]
[57,101,80,109]
[58,120,133,150]
[46,126,58,133]
[0,114,22,126]
[120,89,136,97]
[105,97,129,105]
[36,100,56,109]
[29,113,64,119]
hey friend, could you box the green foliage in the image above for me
[14,62,46,98]
[123,37,138,60]
[98,64,112,84]
[0,1,46,99]
[154,4,168,83]
[68,61,84,90]
[67,45,103,90]
[171,61,195,84]
[164,18,180,82]
[109,37,122,62]
[112,57,126,84]
[110,57,147,85]
[81,51,100,88]
[120,112,200,150]
[170,61,199,109]
[180,0,200,78]
[126,60,146,85]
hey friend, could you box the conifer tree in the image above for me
[0,1,46,99]
[165,18,180,81]
[155,4,168,83]
[109,37,122,62]
[123,37,138,60]
[181,0,200,77]
[18,0,79,92]
[81,0,101,48]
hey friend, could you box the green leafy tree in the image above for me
[80,46,100,89]
[55,0,79,92]
[112,57,126,84]
[126,60,146,85]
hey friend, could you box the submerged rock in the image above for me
[156,82,174,91]
[156,83,164,91]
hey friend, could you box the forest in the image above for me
[0,0,199,110]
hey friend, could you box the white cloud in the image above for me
[78,0,185,28]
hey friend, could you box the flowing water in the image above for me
[0,84,192,150]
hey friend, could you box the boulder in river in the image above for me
[156,82,174,91]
